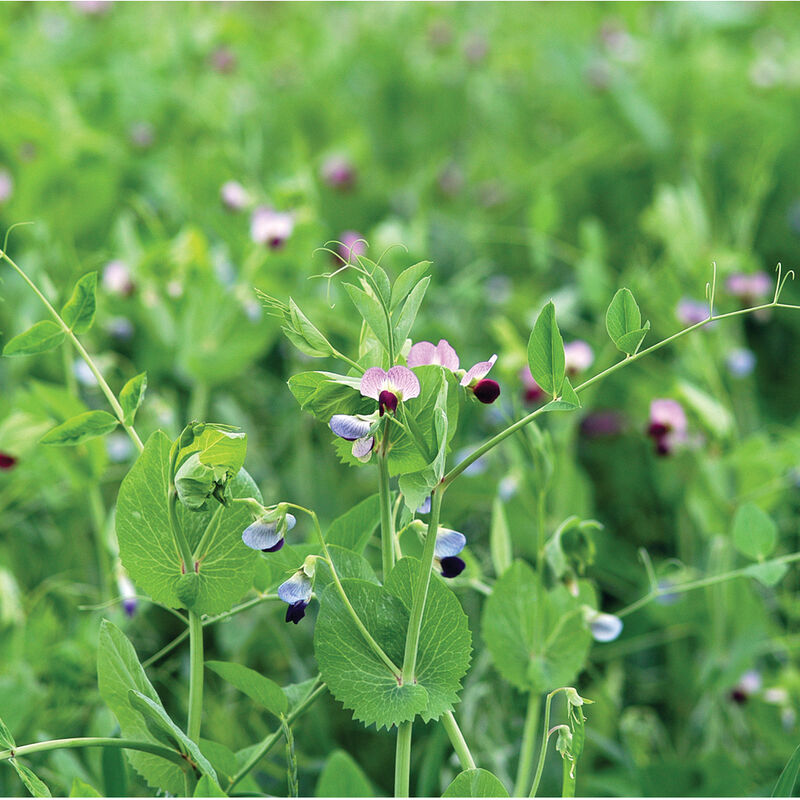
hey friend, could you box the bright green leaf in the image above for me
[206,661,288,718]
[0,714,15,749]
[194,775,227,797]
[10,761,51,798]
[61,272,97,334]
[3,321,65,357]
[393,276,430,352]
[70,778,102,797]
[733,503,777,561]
[40,410,118,446]
[316,750,374,797]
[773,743,800,797]
[527,301,565,397]
[326,494,381,553]
[540,376,582,413]
[605,288,648,354]
[390,261,431,311]
[288,371,370,424]
[443,768,509,797]
[344,282,392,354]
[120,373,147,427]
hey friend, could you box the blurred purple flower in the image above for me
[335,231,367,264]
[580,410,625,439]
[0,170,13,204]
[102,260,134,296]
[647,398,688,456]
[220,181,249,212]
[321,155,356,191]
[726,348,756,378]
[520,366,546,405]
[251,207,294,249]
[209,46,237,74]
[117,571,137,617]
[564,340,594,376]
[726,271,771,303]
[676,298,710,326]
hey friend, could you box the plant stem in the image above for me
[514,692,541,797]
[378,430,396,578]
[401,489,442,682]
[441,711,476,771]
[442,301,800,489]
[0,738,190,771]
[0,248,145,454]
[88,485,111,600]
[395,721,413,798]
[187,610,204,743]
[286,504,401,677]
[529,689,562,797]
[227,680,326,791]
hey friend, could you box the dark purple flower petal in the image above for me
[378,390,398,416]
[0,452,17,470]
[262,538,285,553]
[439,556,466,579]
[473,379,500,404]
[285,600,308,624]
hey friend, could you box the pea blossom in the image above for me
[407,339,500,404]
[520,366,545,405]
[335,231,367,264]
[434,527,467,578]
[564,340,594,376]
[647,398,688,456]
[117,570,138,617]
[242,508,297,553]
[278,558,316,624]
[583,608,623,642]
[220,180,249,212]
[321,154,356,190]
[251,206,294,249]
[726,271,771,304]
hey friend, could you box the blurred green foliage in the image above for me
[2,2,800,796]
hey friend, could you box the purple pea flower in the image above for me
[434,528,467,579]
[407,339,500,404]
[278,568,313,624]
[360,365,421,415]
[647,398,688,456]
[321,155,356,190]
[564,340,594,376]
[117,571,138,617]
[242,511,297,552]
[520,366,545,405]
[250,206,294,249]
[329,414,377,462]
[220,181,249,212]
[676,298,711,326]
[726,271,772,304]
[335,231,367,264]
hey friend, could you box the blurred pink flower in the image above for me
[726,271,771,303]
[564,340,594,376]
[220,181,249,212]
[647,398,687,456]
[251,207,294,249]
[321,155,356,190]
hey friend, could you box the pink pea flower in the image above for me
[321,155,356,191]
[520,366,545,405]
[564,340,594,376]
[220,181,249,212]
[647,399,688,456]
[407,339,500,404]
[335,231,367,264]
[0,170,13,204]
[676,298,710,326]
[102,260,134,296]
[726,272,772,304]
[251,207,294,249]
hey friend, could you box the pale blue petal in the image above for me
[278,571,313,605]
[242,521,281,550]
[435,528,466,558]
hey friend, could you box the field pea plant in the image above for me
[1,232,800,799]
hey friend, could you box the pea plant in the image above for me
[1,232,799,798]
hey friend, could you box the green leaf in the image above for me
[70,778,102,797]
[288,371,371,424]
[605,288,648,354]
[199,739,238,789]
[128,691,217,782]
[443,769,509,797]
[116,431,261,615]
[773,744,800,797]
[195,775,227,797]
[206,661,288,718]
[744,561,789,587]
[540,376,582,413]
[40,410,118,446]
[287,299,334,358]
[96,620,186,795]
[10,761,51,798]
[527,301,565,397]
[0,714,15,748]
[3,321,65,357]
[344,282,392,354]
[314,557,471,729]
[326,494,381,553]
[393,276,430,351]
[390,261,431,311]
[733,503,777,561]
[120,373,147,427]
[490,495,512,578]
[194,428,247,474]
[101,742,128,797]
[315,545,380,588]
[61,272,97,334]
[678,380,733,438]
[482,561,591,692]
[315,750,374,797]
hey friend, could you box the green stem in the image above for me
[378,430,396,578]
[227,680,326,792]
[286,504,401,678]
[562,756,576,797]
[394,721,412,798]
[529,690,558,797]
[0,248,145,454]
[401,489,442,682]
[514,692,541,797]
[0,738,190,771]
[187,611,204,743]
[331,347,365,374]
[616,549,800,618]
[442,301,800,489]
[192,504,225,561]
[188,382,209,423]
[88,485,111,600]
[441,711,476,771]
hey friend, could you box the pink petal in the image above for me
[387,365,421,399]
[407,341,438,367]
[360,367,387,400]
[460,354,497,386]
[435,340,460,371]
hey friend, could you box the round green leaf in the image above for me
[733,503,777,561]
[443,769,509,797]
